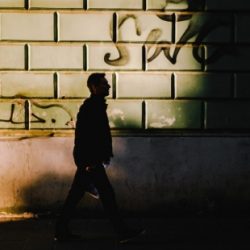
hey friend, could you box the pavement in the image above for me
[0,215,250,250]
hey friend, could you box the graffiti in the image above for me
[104,15,136,66]
[170,13,232,64]
[0,101,75,128]
[105,0,231,67]
[104,45,130,66]
[30,101,74,126]
[146,29,163,43]
[148,13,232,64]
[118,15,141,36]
[0,103,24,125]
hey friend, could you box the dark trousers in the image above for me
[56,164,126,234]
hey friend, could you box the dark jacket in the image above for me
[73,95,113,167]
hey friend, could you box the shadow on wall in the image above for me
[18,173,71,214]
[16,168,250,218]
[18,172,101,216]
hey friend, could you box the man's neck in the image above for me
[90,94,106,100]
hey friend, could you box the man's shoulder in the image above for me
[84,97,105,107]
[78,98,97,115]
[79,97,106,114]
[80,98,91,108]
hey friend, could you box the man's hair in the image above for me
[87,73,106,88]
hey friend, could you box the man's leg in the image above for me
[89,165,146,243]
[89,165,127,234]
[55,168,87,237]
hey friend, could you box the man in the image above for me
[55,73,144,243]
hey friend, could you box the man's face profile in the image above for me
[91,77,110,97]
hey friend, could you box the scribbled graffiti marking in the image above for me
[104,45,130,66]
[148,0,231,64]
[105,0,231,67]
[31,102,72,124]
[104,15,138,67]
[31,101,75,127]
[0,103,24,124]
[118,15,141,36]
[170,14,231,64]
[0,101,76,128]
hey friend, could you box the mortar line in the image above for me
[25,0,29,9]
[54,12,59,42]
[113,13,117,43]
[25,100,30,130]
[24,44,29,71]
[54,72,59,99]
[112,72,117,99]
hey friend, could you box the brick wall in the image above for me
[0,0,249,136]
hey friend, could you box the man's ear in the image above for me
[90,85,97,94]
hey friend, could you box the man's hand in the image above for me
[85,166,94,172]
[103,159,111,168]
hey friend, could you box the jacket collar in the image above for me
[89,95,107,108]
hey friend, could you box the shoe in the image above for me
[54,232,82,242]
[119,228,146,244]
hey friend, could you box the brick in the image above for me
[117,73,171,98]
[0,72,54,98]
[0,0,24,8]
[146,100,202,129]
[146,45,202,71]
[30,0,83,8]
[30,100,81,129]
[87,44,143,71]
[59,13,112,42]
[0,45,25,69]
[58,72,113,98]
[29,45,84,70]
[176,13,232,44]
[0,13,54,41]
[205,45,250,71]
[175,73,232,98]
[236,14,250,43]
[205,101,250,129]
[117,13,172,43]
[206,0,250,10]
[147,0,188,10]
[0,100,25,129]
[107,100,142,129]
[235,74,250,98]
[88,0,142,9]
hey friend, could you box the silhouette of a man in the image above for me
[55,73,144,243]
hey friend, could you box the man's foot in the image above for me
[54,232,82,242]
[119,228,146,244]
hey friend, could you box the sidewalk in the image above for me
[0,215,250,250]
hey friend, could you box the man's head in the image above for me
[87,73,110,97]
